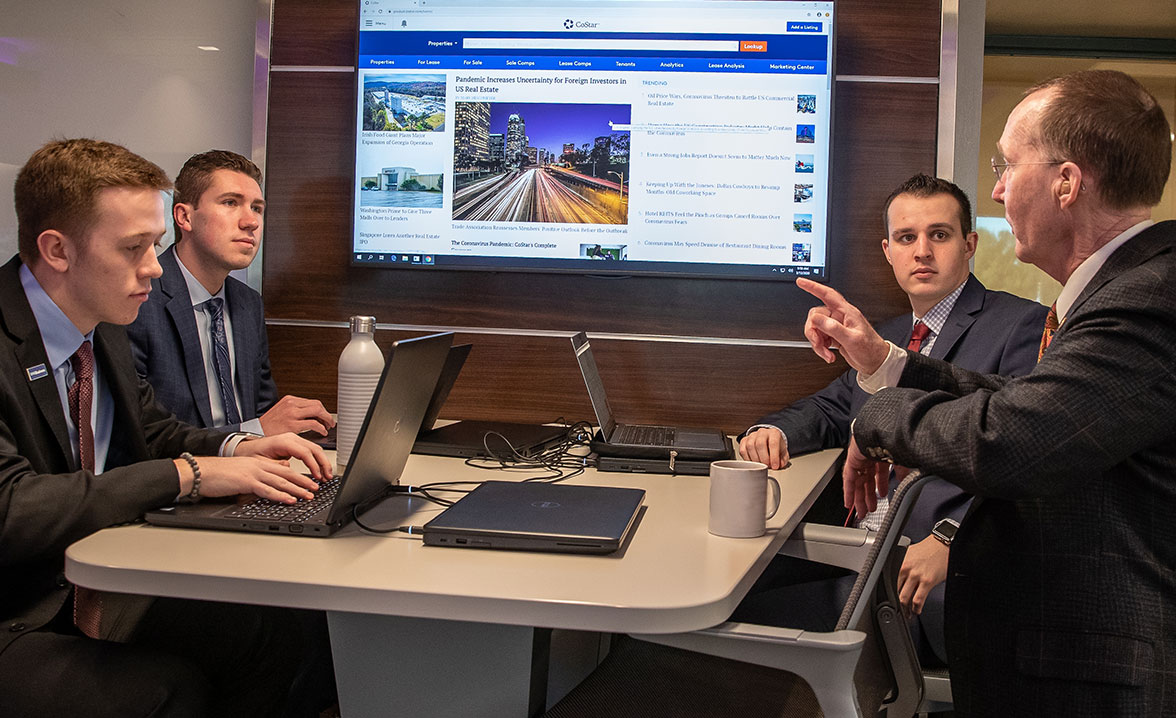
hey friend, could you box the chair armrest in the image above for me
[779,522,909,571]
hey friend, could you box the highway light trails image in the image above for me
[453,167,622,222]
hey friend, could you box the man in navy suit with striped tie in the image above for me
[128,150,334,438]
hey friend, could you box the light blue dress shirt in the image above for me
[19,264,114,473]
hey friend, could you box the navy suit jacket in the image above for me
[754,274,1048,540]
[127,245,277,432]
[854,221,1176,716]
[0,255,226,658]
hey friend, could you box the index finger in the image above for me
[284,437,334,481]
[796,277,853,313]
[306,401,336,428]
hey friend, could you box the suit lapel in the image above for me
[225,279,255,418]
[92,324,146,466]
[929,275,984,361]
[160,247,215,427]
[1,257,76,467]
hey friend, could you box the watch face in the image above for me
[933,519,959,544]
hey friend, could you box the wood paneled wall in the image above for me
[263,0,942,433]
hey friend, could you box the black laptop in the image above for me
[144,332,454,537]
[412,344,568,458]
[594,452,727,476]
[571,332,730,460]
[422,480,645,554]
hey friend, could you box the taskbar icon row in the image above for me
[354,252,434,265]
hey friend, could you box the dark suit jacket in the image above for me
[754,274,1047,541]
[0,256,227,658]
[127,244,277,432]
[854,221,1176,716]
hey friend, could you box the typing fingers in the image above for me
[254,461,318,501]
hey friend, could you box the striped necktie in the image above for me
[204,298,242,425]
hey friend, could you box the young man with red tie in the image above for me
[0,138,333,717]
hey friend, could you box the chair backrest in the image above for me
[838,470,929,631]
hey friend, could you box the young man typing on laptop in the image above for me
[0,139,333,717]
[128,149,334,437]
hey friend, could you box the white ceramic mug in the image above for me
[708,460,782,538]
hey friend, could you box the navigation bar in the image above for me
[361,55,827,74]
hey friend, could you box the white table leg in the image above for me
[328,611,546,718]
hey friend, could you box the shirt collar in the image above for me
[912,277,968,336]
[174,248,225,307]
[1054,219,1155,323]
[19,263,93,370]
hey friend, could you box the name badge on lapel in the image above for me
[26,364,49,382]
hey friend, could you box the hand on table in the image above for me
[738,427,789,470]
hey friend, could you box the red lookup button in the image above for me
[740,40,767,52]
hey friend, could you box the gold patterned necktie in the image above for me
[1038,303,1059,362]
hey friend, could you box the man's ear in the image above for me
[173,202,195,234]
[964,231,978,259]
[1057,162,1083,208]
[881,238,892,264]
[37,229,72,273]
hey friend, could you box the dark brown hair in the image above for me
[15,138,171,263]
[173,150,263,240]
[1026,70,1171,209]
[881,173,973,237]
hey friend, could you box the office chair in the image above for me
[544,471,934,718]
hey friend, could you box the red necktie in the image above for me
[68,341,95,472]
[69,341,103,638]
[1038,303,1059,362]
[907,321,931,353]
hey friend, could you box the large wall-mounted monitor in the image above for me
[352,0,835,280]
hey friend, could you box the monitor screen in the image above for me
[352,0,835,281]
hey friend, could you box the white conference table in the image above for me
[66,447,842,717]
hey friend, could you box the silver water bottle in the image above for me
[336,315,384,469]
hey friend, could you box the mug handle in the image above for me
[765,476,781,520]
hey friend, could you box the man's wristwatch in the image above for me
[931,518,960,546]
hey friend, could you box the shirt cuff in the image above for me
[241,417,264,436]
[221,432,262,457]
[857,340,908,394]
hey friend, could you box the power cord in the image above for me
[352,421,598,534]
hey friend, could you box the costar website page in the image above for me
[353,0,835,280]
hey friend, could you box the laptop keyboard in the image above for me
[222,477,342,524]
[615,424,676,446]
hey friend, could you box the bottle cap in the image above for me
[349,315,376,334]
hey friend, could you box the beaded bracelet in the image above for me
[179,452,201,502]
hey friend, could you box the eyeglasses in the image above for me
[991,158,1062,182]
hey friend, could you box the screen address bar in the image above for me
[463,38,740,52]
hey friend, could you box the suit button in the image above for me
[56,575,69,588]
[9,622,25,632]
